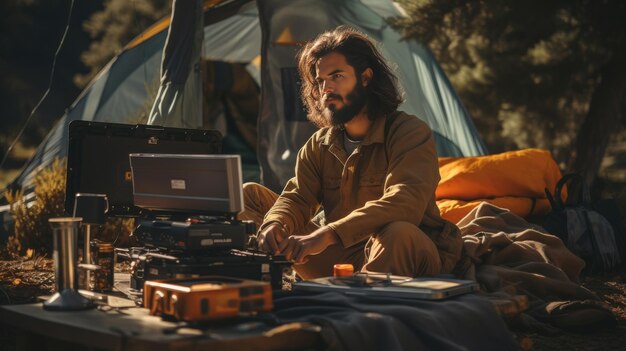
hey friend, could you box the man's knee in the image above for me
[243,182,262,197]
[242,182,261,209]
[366,221,442,276]
[240,182,277,225]
[243,182,277,205]
[377,221,436,252]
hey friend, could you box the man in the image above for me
[240,27,464,280]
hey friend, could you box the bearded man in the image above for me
[240,27,464,280]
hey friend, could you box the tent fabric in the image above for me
[435,149,563,223]
[9,30,166,191]
[147,0,204,128]
[201,1,261,65]
[8,0,487,197]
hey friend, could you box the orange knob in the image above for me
[333,264,354,277]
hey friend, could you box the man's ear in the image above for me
[361,68,373,87]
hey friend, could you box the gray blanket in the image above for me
[273,291,517,351]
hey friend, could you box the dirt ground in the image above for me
[513,267,626,350]
[0,256,624,350]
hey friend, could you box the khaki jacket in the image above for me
[263,111,463,273]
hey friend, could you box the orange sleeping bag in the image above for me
[436,149,563,223]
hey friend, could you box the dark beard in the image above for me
[322,83,368,127]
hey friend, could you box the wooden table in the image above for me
[0,275,322,351]
[0,302,322,351]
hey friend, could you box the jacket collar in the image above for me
[321,115,386,147]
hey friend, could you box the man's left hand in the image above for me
[278,226,339,264]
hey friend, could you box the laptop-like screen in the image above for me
[129,153,244,216]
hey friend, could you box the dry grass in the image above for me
[4,158,67,256]
[0,256,54,305]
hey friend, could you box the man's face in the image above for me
[315,52,368,126]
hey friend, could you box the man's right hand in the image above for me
[257,222,288,255]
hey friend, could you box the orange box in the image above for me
[143,276,272,321]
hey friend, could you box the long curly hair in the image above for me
[297,26,403,128]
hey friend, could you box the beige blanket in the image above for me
[457,202,615,332]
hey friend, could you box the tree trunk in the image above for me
[569,51,626,186]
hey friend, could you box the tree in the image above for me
[391,0,626,186]
[74,0,170,88]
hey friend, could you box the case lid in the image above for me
[129,153,243,216]
[66,121,222,217]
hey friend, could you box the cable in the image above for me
[111,218,124,246]
[0,0,77,171]
[0,287,11,304]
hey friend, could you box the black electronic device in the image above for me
[66,121,222,217]
[117,247,290,292]
[133,218,256,251]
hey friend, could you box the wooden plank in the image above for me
[0,304,322,351]
[125,322,323,351]
[0,303,171,351]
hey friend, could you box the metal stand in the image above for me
[83,224,92,289]
[44,218,94,311]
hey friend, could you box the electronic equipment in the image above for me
[293,274,479,300]
[143,276,273,321]
[129,153,244,216]
[133,218,255,251]
[121,152,292,295]
[117,247,290,292]
[66,121,222,216]
[66,122,293,300]
[128,153,252,251]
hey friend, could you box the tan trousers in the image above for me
[239,182,442,280]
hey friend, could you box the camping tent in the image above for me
[6,0,487,196]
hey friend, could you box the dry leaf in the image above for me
[12,278,21,286]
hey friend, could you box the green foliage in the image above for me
[390,0,626,166]
[5,158,67,256]
[74,0,170,88]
